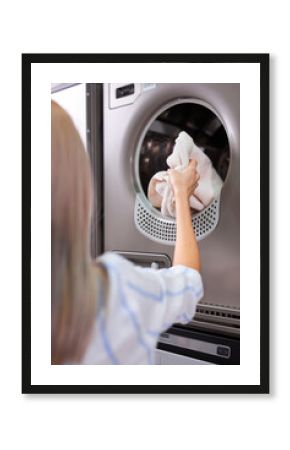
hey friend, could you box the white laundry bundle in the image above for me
[147,131,223,217]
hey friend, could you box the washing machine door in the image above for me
[103,83,240,315]
[134,99,230,245]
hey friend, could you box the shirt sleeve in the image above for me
[97,252,204,337]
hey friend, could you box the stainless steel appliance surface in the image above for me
[156,326,240,365]
[103,83,240,334]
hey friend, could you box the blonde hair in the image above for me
[51,100,97,364]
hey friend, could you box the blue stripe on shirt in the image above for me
[127,281,201,301]
[98,312,119,364]
[98,279,119,364]
[126,281,163,302]
[106,262,154,365]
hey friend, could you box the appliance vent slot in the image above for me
[197,306,240,320]
[134,194,220,244]
[189,303,240,336]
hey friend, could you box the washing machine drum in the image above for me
[134,101,230,245]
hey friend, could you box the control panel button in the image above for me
[116,84,135,99]
[217,346,230,357]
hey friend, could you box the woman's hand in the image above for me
[168,159,200,199]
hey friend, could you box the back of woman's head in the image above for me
[51,100,96,364]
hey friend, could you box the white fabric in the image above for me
[148,131,223,217]
[81,252,204,365]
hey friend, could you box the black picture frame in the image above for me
[22,53,269,394]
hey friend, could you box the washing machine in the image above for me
[101,83,240,364]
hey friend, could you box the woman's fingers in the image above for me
[189,165,199,184]
[189,158,197,168]
[168,159,200,198]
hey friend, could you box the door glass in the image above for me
[138,102,230,214]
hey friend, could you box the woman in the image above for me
[51,100,203,365]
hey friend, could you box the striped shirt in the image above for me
[81,252,204,365]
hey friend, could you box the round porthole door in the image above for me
[133,99,231,244]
